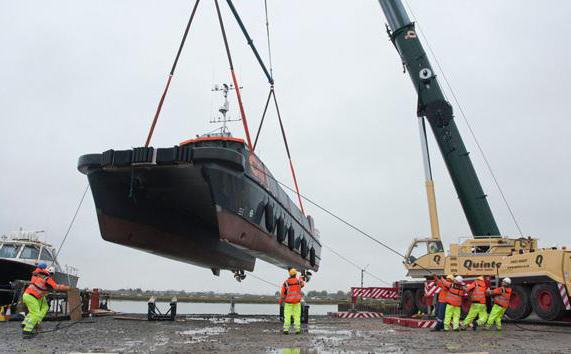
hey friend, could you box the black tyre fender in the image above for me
[276,217,286,243]
[300,238,308,259]
[506,285,532,320]
[309,247,316,267]
[401,289,418,317]
[287,227,295,250]
[264,203,275,233]
[531,283,566,321]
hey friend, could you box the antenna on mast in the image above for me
[209,83,242,137]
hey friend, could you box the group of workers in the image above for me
[432,274,512,332]
[21,262,70,339]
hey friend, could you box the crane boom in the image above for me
[377,0,500,237]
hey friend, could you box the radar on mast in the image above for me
[208,83,242,137]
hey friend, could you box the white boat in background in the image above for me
[0,228,79,305]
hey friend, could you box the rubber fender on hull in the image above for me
[309,247,316,267]
[276,217,286,243]
[287,227,295,250]
[156,146,193,164]
[300,238,308,259]
[264,203,275,233]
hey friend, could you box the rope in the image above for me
[263,0,273,78]
[402,0,523,237]
[271,90,305,215]
[253,88,273,150]
[52,184,90,262]
[214,0,254,151]
[323,245,391,286]
[248,164,434,276]
[144,0,201,147]
[247,272,280,288]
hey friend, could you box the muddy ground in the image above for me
[2,315,570,353]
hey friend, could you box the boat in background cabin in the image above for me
[0,229,79,305]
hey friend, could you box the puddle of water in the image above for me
[178,327,226,336]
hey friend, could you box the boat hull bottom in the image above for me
[97,211,256,272]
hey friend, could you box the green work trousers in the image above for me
[283,302,301,333]
[486,304,507,330]
[463,303,488,327]
[444,305,461,331]
[22,293,49,333]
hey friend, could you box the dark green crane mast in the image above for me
[377,0,500,237]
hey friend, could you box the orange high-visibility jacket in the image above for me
[445,284,465,307]
[436,277,452,303]
[490,286,512,308]
[25,268,64,299]
[280,277,305,304]
[466,279,487,304]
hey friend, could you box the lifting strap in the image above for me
[144,0,201,147]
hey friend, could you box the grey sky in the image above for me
[1,0,570,294]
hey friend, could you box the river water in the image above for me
[111,300,337,315]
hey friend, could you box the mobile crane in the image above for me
[377,0,571,321]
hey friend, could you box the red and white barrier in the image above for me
[383,316,436,329]
[351,287,399,300]
[424,280,440,297]
[558,283,571,310]
[328,312,383,319]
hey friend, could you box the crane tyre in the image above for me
[531,283,565,321]
[401,289,418,317]
[414,289,428,313]
[506,285,532,320]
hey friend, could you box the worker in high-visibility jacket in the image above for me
[462,276,488,330]
[485,277,512,331]
[444,275,466,331]
[431,274,453,332]
[22,263,70,338]
[279,267,305,334]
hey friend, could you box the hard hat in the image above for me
[477,276,485,281]
[446,275,454,280]
[454,275,464,283]
[289,268,297,276]
[48,266,55,275]
[37,262,47,269]
[502,277,511,285]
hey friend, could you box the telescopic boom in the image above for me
[377,0,500,237]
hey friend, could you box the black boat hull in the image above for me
[79,141,321,274]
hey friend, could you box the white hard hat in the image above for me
[454,275,464,283]
[502,277,511,285]
[47,266,55,275]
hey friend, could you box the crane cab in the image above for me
[404,238,446,278]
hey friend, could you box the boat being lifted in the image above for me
[78,0,321,281]
[78,84,321,280]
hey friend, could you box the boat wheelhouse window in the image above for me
[0,244,21,258]
[20,245,40,260]
[40,247,54,262]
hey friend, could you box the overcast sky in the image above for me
[1,0,570,295]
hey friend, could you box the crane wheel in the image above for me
[531,283,565,321]
[414,289,428,312]
[506,285,532,320]
[401,289,418,317]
